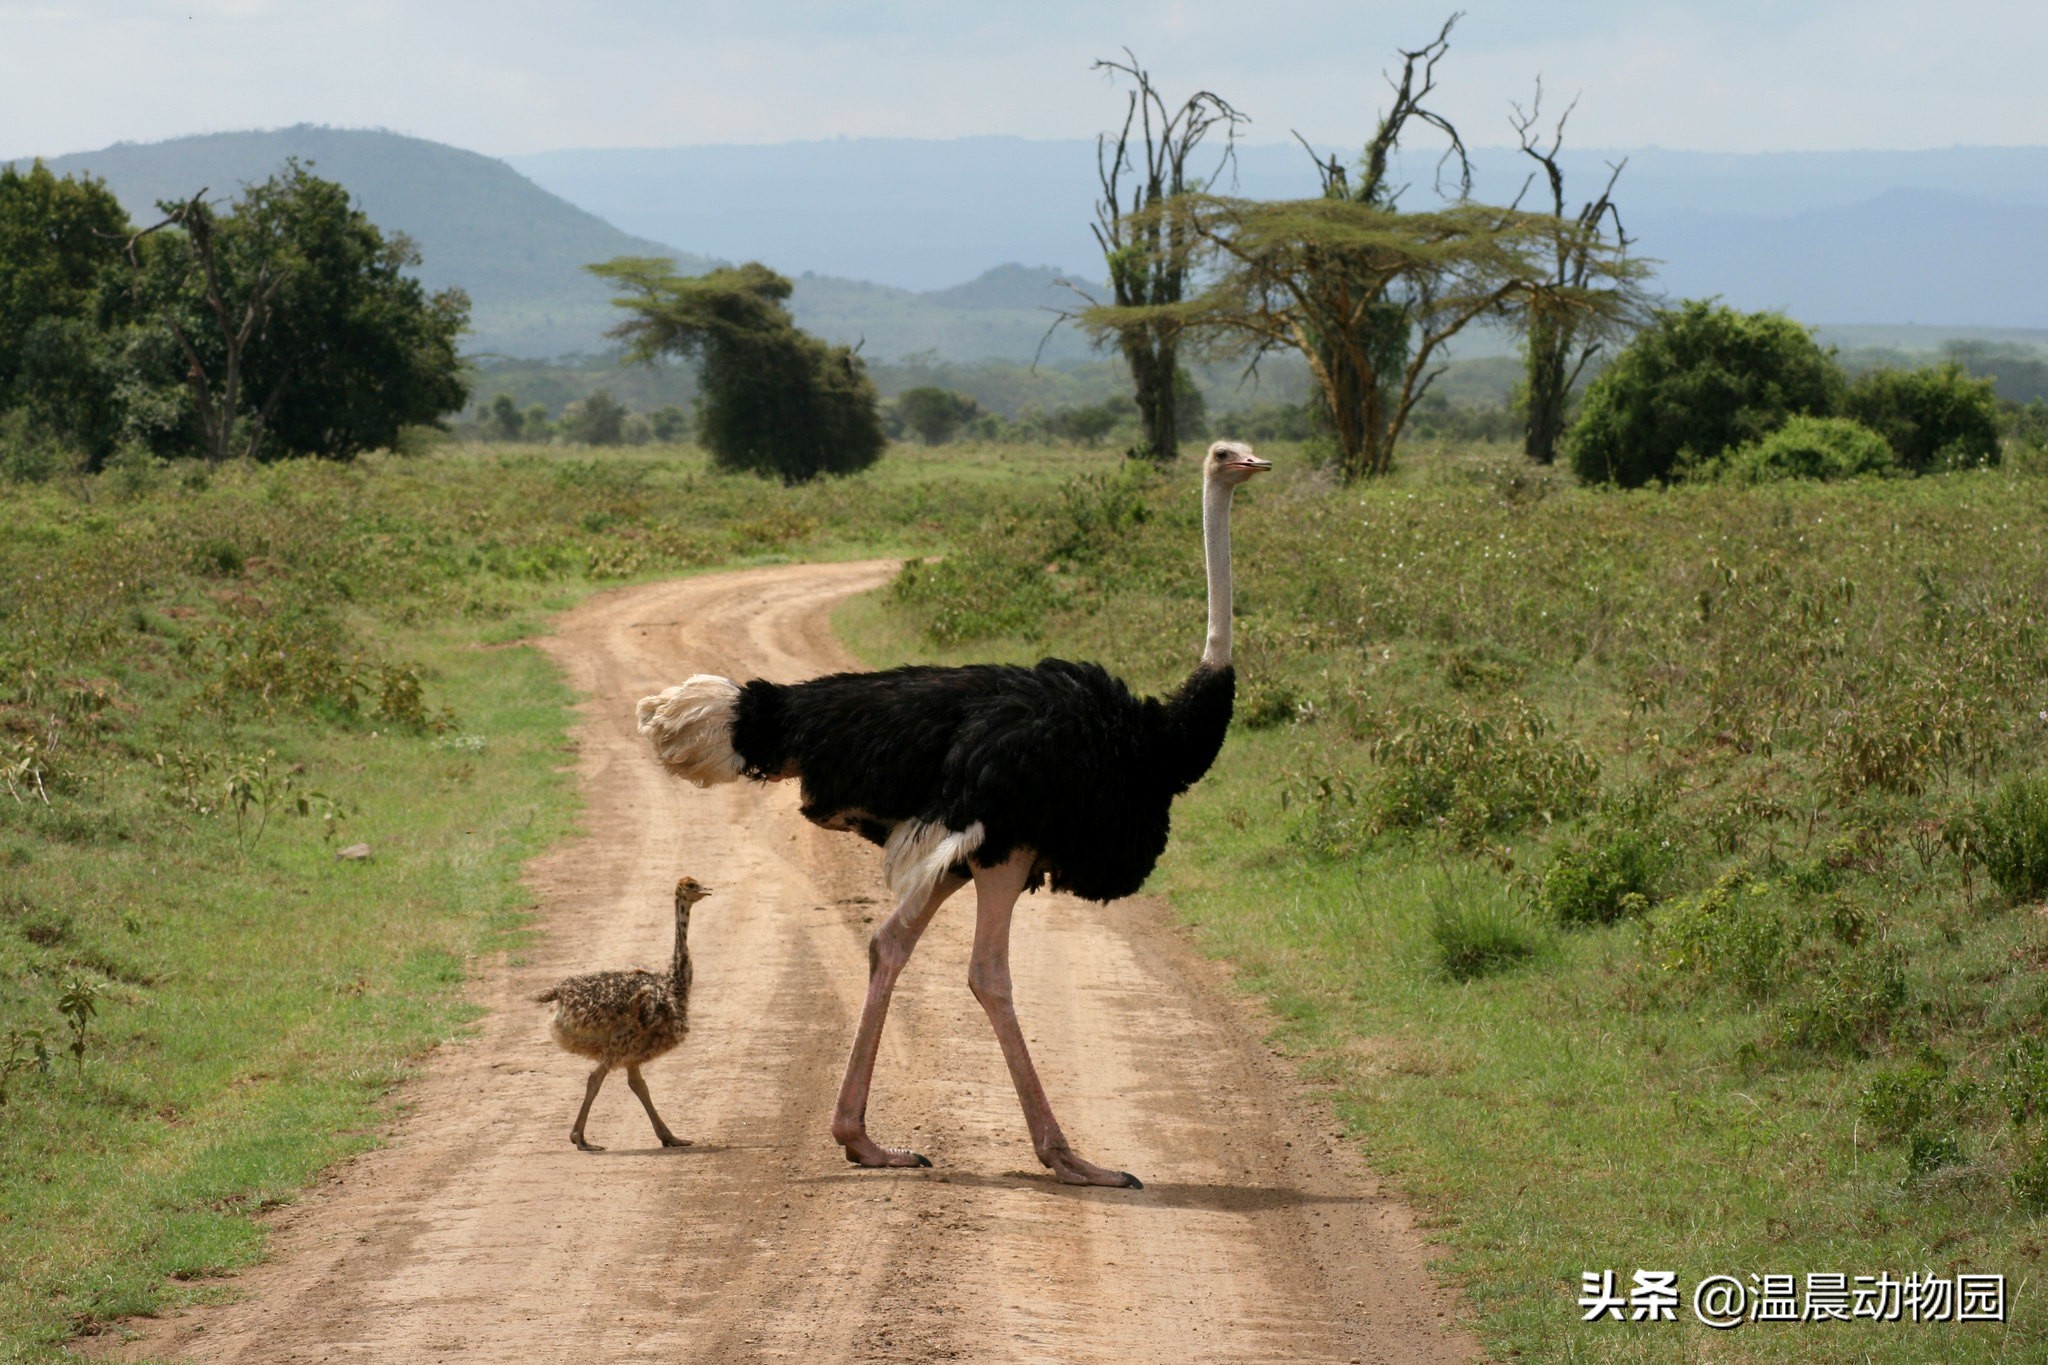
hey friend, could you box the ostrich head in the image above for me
[1204,439,1271,488]
[674,876,714,906]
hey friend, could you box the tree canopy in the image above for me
[1844,361,2001,473]
[1081,18,1645,481]
[0,160,469,467]
[590,257,884,483]
[1566,301,1842,487]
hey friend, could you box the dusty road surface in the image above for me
[116,560,1481,1364]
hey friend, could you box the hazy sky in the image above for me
[5,1,2044,162]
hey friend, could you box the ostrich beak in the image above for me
[1241,454,1272,474]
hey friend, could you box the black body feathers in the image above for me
[731,660,1235,902]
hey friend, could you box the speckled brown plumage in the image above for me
[535,876,710,1151]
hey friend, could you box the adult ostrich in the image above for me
[637,439,1270,1187]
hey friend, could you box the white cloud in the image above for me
[1,0,2042,160]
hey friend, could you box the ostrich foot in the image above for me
[573,1135,605,1153]
[658,1133,693,1148]
[1040,1143,1143,1189]
[835,1127,931,1168]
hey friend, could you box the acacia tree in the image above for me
[1142,195,1578,479]
[1085,18,1642,481]
[1086,52,1244,463]
[1508,82,1649,464]
[1295,12,1469,458]
[591,257,884,483]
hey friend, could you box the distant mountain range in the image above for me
[512,137,2048,330]
[13,126,2045,362]
[11,127,1100,361]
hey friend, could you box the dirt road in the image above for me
[119,560,1479,1364]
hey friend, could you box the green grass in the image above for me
[845,443,2048,1361]
[0,437,1099,1361]
[11,433,2048,1361]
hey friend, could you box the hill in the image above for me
[11,128,1107,363]
[14,126,715,358]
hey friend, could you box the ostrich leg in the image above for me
[832,870,969,1167]
[570,1063,609,1152]
[626,1063,690,1147]
[967,850,1143,1189]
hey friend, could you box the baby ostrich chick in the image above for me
[535,875,711,1151]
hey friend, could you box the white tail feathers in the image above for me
[637,674,745,787]
[882,820,985,908]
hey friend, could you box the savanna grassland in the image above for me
[0,440,1093,1362]
[848,443,2048,1362]
[5,434,2048,1363]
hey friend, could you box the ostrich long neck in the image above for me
[1199,473,1236,671]
[670,897,693,999]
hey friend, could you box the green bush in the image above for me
[889,549,1053,645]
[1715,415,1898,484]
[1999,1038,2048,1125]
[894,386,982,445]
[1429,889,1541,981]
[2012,1138,2048,1213]
[1858,1063,1946,1140]
[1978,772,2048,900]
[1904,1127,1963,1179]
[1538,826,1671,925]
[561,389,627,446]
[1845,361,2001,473]
[1777,945,1910,1055]
[0,408,65,483]
[1567,301,1841,487]
[1364,700,1600,846]
[1646,874,1789,997]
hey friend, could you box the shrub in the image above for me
[890,549,1054,645]
[2013,1138,2048,1213]
[1904,1127,1963,1179]
[1567,301,1841,487]
[1845,362,2001,473]
[1978,771,2048,900]
[0,408,66,483]
[1046,466,1153,565]
[895,386,982,445]
[1858,1062,1949,1141]
[1429,889,1540,981]
[562,390,627,446]
[1646,874,1789,997]
[1999,1038,2048,1125]
[1538,826,1671,925]
[1777,945,1910,1055]
[1716,415,1898,484]
[1366,699,1600,846]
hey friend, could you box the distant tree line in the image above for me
[461,388,687,446]
[0,159,468,476]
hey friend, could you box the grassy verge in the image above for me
[0,438,1090,1360]
[843,444,2048,1361]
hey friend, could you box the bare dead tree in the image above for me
[1307,12,1471,207]
[122,192,290,464]
[1510,80,1645,464]
[1286,12,1480,476]
[1089,52,1246,461]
